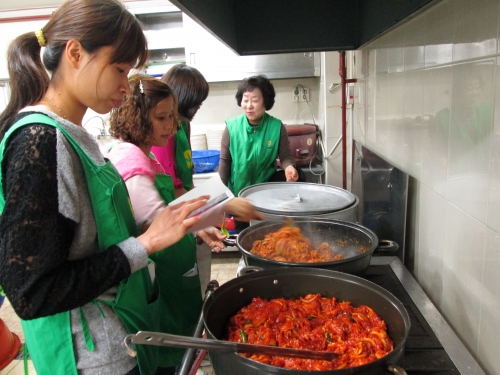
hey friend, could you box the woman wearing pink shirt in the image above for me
[106,74,261,375]
[151,64,209,198]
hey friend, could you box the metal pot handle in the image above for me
[222,234,238,247]
[387,363,407,375]
[375,239,399,254]
[237,265,264,277]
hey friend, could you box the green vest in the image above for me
[226,113,281,196]
[149,172,202,367]
[0,114,159,375]
[174,120,193,190]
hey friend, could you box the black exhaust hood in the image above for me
[169,0,440,55]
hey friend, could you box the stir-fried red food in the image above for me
[226,294,393,370]
[250,225,344,263]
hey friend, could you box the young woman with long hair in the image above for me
[0,1,207,374]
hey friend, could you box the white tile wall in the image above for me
[486,58,500,233]
[479,229,500,372]
[452,0,498,61]
[421,65,452,197]
[442,202,486,357]
[354,0,500,373]
[425,0,454,67]
[415,184,447,307]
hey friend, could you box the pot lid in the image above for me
[238,182,356,215]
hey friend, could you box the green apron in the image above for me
[226,113,281,196]
[174,120,194,191]
[150,173,202,367]
[0,114,159,375]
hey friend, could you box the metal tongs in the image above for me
[123,331,339,361]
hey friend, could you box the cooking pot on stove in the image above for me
[238,182,359,224]
[124,270,409,374]
[203,267,410,375]
[234,218,398,276]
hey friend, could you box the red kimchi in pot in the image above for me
[226,293,393,371]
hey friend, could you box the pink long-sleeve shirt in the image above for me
[105,142,166,221]
[151,136,184,189]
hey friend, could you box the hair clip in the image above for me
[139,80,144,94]
[35,29,46,47]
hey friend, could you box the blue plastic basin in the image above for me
[192,149,221,173]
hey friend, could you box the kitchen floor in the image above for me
[0,251,241,375]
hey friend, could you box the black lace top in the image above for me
[0,113,131,320]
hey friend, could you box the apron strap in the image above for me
[78,307,96,352]
[23,344,29,375]
[91,300,106,318]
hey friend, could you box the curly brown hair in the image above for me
[109,74,178,146]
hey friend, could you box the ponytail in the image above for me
[0,0,148,140]
[0,32,50,139]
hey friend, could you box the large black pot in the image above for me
[203,267,410,375]
[235,218,385,276]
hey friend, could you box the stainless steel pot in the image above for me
[238,182,359,224]
[234,218,384,276]
[203,267,410,375]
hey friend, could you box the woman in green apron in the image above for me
[0,2,208,375]
[150,64,223,306]
[151,64,209,199]
[219,75,306,233]
[105,75,262,375]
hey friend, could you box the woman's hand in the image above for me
[224,198,264,222]
[137,196,209,255]
[285,165,299,182]
[197,227,227,252]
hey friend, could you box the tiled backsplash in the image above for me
[352,0,500,373]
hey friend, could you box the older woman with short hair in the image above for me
[219,75,305,232]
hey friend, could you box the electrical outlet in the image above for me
[292,86,310,102]
[300,86,310,102]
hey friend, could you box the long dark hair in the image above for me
[109,74,178,146]
[161,64,209,121]
[0,0,148,139]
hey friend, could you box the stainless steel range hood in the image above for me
[169,0,442,55]
[189,52,320,82]
[181,13,320,82]
[135,7,320,81]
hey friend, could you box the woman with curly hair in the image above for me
[106,74,262,375]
